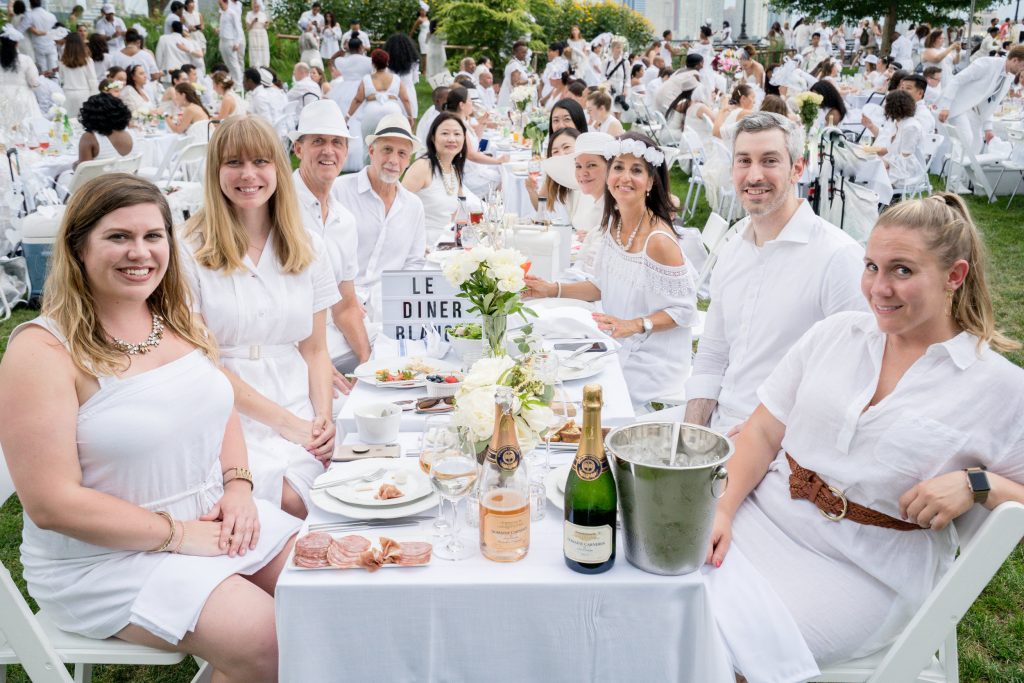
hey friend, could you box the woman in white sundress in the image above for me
[320,12,341,62]
[0,173,300,680]
[347,48,415,136]
[524,132,696,407]
[182,116,339,519]
[245,0,270,69]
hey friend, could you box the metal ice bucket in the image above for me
[606,422,732,575]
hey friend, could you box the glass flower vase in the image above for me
[482,313,508,358]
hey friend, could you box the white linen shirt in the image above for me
[287,76,322,102]
[247,84,277,123]
[331,167,427,290]
[686,200,867,432]
[94,15,126,50]
[218,0,243,42]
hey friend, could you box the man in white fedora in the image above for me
[290,99,371,391]
[332,113,427,318]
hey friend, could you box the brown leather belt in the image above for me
[786,453,921,531]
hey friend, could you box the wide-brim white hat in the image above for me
[288,99,354,142]
[364,113,423,154]
[541,131,616,191]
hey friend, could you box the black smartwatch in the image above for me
[965,467,990,504]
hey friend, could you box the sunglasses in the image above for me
[416,396,455,412]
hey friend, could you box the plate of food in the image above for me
[353,357,460,388]
[325,466,432,508]
[290,531,432,571]
[546,419,611,451]
[311,458,440,519]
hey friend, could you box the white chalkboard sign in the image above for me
[381,270,479,341]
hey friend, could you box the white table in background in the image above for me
[275,465,735,683]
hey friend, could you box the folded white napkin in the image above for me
[511,305,620,351]
[374,325,451,359]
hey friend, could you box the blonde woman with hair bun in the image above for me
[696,191,1024,679]
[0,173,300,680]
[182,116,340,519]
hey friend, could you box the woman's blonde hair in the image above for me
[185,115,313,274]
[42,174,217,377]
[876,192,1019,353]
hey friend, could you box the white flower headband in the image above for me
[602,138,665,167]
[1,24,24,42]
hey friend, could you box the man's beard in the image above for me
[378,169,401,184]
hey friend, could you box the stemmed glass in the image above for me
[428,430,480,560]
[419,415,459,537]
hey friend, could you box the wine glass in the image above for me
[532,352,569,474]
[419,415,459,537]
[428,430,480,561]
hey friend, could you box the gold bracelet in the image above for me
[172,521,186,554]
[149,511,176,553]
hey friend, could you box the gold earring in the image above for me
[946,289,955,318]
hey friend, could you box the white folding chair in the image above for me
[427,71,454,88]
[811,501,1024,683]
[693,212,737,299]
[992,128,1024,208]
[893,155,933,201]
[157,141,208,189]
[939,122,1002,201]
[0,446,211,683]
[58,154,144,201]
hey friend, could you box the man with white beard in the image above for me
[684,113,866,436]
[331,114,427,318]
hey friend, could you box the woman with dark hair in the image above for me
[713,83,756,137]
[524,127,579,218]
[425,14,447,78]
[869,89,925,189]
[0,26,42,128]
[664,72,713,141]
[88,32,109,78]
[308,64,329,96]
[384,33,421,118]
[412,4,430,59]
[59,32,97,116]
[320,12,341,62]
[809,79,847,126]
[443,85,508,195]
[120,63,153,114]
[7,0,34,62]
[73,93,132,164]
[549,97,588,134]
[167,82,211,135]
[347,48,415,132]
[523,131,697,407]
[402,111,480,244]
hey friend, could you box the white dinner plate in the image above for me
[326,466,432,508]
[353,357,460,388]
[426,248,463,264]
[557,352,615,382]
[545,464,571,511]
[288,531,432,571]
[311,458,440,520]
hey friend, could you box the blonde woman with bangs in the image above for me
[182,115,340,519]
[0,174,300,680]
[698,193,1024,680]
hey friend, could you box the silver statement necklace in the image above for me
[615,211,645,251]
[110,313,165,356]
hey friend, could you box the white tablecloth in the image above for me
[276,473,735,683]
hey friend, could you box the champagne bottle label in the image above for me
[486,444,521,472]
[563,522,613,563]
[572,454,608,481]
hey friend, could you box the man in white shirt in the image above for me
[938,46,1024,152]
[455,56,476,82]
[298,2,325,33]
[889,30,913,70]
[339,20,370,55]
[331,114,427,315]
[288,62,322,103]
[793,19,811,53]
[25,0,58,73]
[974,27,1000,62]
[217,0,244,86]
[93,2,125,51]
[164,1,185,34]
[684,112,866,435]
[802,32,830,73]
[897,73,935,134]
[243,67,276,122]
[497,41,530,108]
[659,30,679,66]
[643,55,665,85]
[416,85,448,146]
[476,68,496,109]
[922,66,942,104]
[290,99,371,382]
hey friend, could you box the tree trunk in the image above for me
[880,1,898,58]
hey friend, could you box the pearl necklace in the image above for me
[614,212,645,251]
[440,165,457,195]
[110,313,165,356]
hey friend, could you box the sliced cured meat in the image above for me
[335,534,372,554]
[379,536,402,564]
[395,541,432,565]
[294,554,330,568]
[374,483,405,500]
[326,540,362,568]
[359,547,385,572]
[294,531,332,567]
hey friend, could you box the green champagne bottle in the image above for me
[563,384,616,574]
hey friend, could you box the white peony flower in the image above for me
[460,355,515,391]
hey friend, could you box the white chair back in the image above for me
[66,154,144,198]
[163,141,208,186]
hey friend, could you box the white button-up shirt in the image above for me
[686,200,867,432]
[298,10,325,32]
[247,84,277,123]
[94,15,125,51]
[287,76,322,102]
[331,167,426,291]
[218,0,243,42]
[27,6,57,55]
[339,29,370,52]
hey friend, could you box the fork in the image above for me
[562,350,617,371]
[311,467,388,490]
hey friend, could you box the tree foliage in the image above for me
[545,0,654,54]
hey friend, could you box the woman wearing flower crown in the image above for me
[523,131,697,407]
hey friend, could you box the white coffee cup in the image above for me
[354,402,403,444]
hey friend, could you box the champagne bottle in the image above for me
[479,386,530,562]
[563,384,616,574]
[454,194,469,247]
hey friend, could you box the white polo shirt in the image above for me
[94,15,125,51]
[685,200,868,433]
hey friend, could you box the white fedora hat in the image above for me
[288,99,353,142]
[364,113,423,154]
[541,131,616,190]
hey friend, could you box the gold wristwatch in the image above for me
[223,466,254,491]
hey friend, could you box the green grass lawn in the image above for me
[1,84,1023,680]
